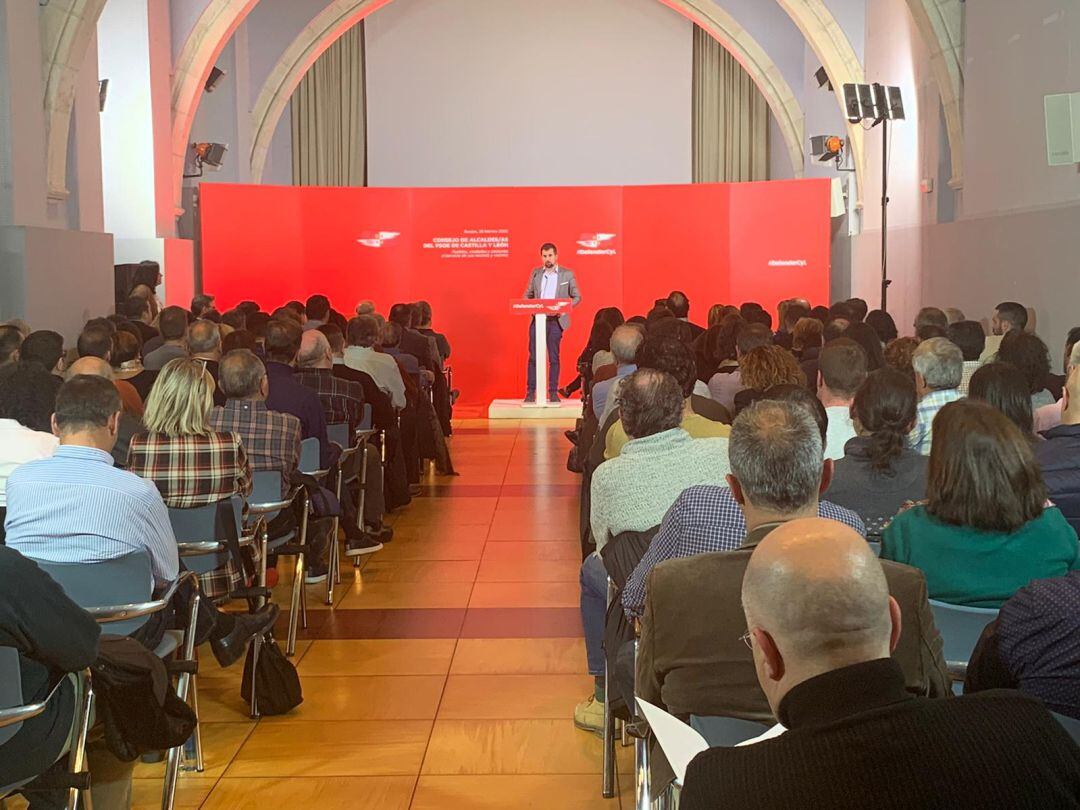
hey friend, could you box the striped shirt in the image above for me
[622,485,866,618]
[909,388,962,455]
[4,444,179,587]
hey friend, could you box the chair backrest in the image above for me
[327,422,350,449]
[868,541,882,557]
[690,715,770,748]
[358,404,373,431]
[299,437,320,473]
[34,551,155,637]
[1052,711,1080,745]
[928,599,999,665]
[0,647,25,744]
[168,496,244,575]
[251,470,286,520]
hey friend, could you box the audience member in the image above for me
[884,335,919,381]
[0,364,59,541]
[143,306,189,371]
[623,392,866,618]
[842,322,885,372]
[263,319,333,469]
[827,368,927,536]
[304,294,331,331]
[680,518,1080,810]
[984,300,1029,363]
[790,316,822,359]
[18,330,66,400]
[883,400,1079,607]
[120,294,158,344]
[210,349,301,496]
[414,300,451,361]
[967,572,1080,720]
[1046,326,1080,401]
[998,330,1055,409]
[665,290,704,339]
[908,337,963,454]
[707,323,772,412]
[635,403,948,724]
[605,337,729,458]
[914,306,949,337]
[733,344,806,415]
[190,293,217,321]
[969,362,1035,437]
[381,321,423,384]
[344,316,406,410]
[126,358,253,600]
[948,319,986,394]
[1036,364,1080,534]
[946,306,966,324]
[111,328,157,402]
[188,318,225,405]
[591,324,643,420]
[222,329,257,355]
[77,324,143,417]
[817,339,867,460]
[64,356,143,468]
[865,308,898,344]
[4,375,275,665]
[575,368,732,733]
[221,308,247,332]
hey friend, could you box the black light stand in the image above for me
[880,116,891,312]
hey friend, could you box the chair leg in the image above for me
[635,733,651,810]
[287,553,303,657]
[602,663,616,798]
[248,634,261,719]
[66,671,95,810]
[164,593,201,810]
[189,675,205,772]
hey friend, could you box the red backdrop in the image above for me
[199,180,831,410]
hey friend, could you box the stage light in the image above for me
[810,135,853,173]
[205,67,227,93]
[842,83,905,123]
[185,142,229,178]
[814,66,832,91]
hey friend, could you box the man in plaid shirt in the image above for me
[909,337,964,455]
[209,349,301,495]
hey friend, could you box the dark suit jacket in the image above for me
[681,659,1080,810]
[637,524,950,721]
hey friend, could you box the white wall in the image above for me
[364,0,692,187]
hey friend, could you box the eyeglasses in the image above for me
[739,630,753,650]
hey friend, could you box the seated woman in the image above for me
[827,368,928,536]
[732,344,806,416]
[881,399,1079,608]
[127,358,255,602]
[968,361,1037,442]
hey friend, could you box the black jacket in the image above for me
[1037,424,1080,535]
[681,658,1080,810]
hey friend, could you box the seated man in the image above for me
[380,321,424,386]
[1037,358,1080,533]
[263,319,333,470]
[636,401,949,724]
[296,330,388,554]
[575,369,731,733]
[0,545,101,809]
[966,571,1080,720]
[908,337,963,454]
[63,356,144,468]
[605,337,729,459]
[623,388,865,618]
[5,375,275,667]
[344,315,406,411]
[817,339,866,460]
[591,324,643,421]
[187,318,225,405]
[680,519,1080,809]
[142,306,189,371]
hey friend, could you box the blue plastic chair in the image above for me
[0,648,94,809]
[32,551,199,810]
[1052,711,1080,745]
[690,715,771,747]
[167,496,245,578]
[928,599,999,692]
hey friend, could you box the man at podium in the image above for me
[523,242,581,402]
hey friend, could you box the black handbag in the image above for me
[241,635,303,715]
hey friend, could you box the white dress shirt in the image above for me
[540,268,559,299]
[343,345,407,409]
[824,405,858,461]
[0,420,59,507]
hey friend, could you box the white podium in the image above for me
[488,298,583,419]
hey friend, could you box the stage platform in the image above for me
[488,398,583,419]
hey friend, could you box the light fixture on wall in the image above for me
[205,67,227,94]
[842,82,906,312]
[184,142,229,178]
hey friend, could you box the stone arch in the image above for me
[249,0,810,188]
[904,0,963,188]
[41,0,109,201]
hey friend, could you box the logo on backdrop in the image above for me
[356,231,401,248]
[576,233,617,256]
[768,259,808,268]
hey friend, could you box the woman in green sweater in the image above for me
[882,399,1080,608]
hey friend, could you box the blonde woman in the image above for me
[128,358,254,599]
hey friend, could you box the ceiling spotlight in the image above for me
[184,142,229,178]
[205,67,227,93]
[814,66,832,91]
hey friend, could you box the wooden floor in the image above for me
[133,419,633,809]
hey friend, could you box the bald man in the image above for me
[680,519,1080,809]
[187,319,225,404]
[66,356,145,467]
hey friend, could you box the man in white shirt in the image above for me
[817,339,867,460]
[343,314,406,410]
[522,243,581,402]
